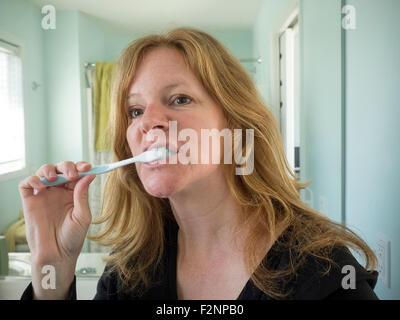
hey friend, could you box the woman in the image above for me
[19,27,378,300]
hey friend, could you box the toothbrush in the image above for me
[40,147,172,187]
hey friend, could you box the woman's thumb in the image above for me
[73,174,96,220]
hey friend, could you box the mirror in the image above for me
[0,0,342,255]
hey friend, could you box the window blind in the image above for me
[0,39,25,175]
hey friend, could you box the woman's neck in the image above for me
[168,168,246,260]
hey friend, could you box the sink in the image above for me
[5,252,108,277]
[1,252,109,299]
[7,253,31,277]
[8,258,31,276]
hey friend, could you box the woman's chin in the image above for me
[141,175,182,198]
[143,183,178,198]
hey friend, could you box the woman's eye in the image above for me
[171,95,191,105]
[129,108,143,118]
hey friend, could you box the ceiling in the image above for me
[29,0,262,32]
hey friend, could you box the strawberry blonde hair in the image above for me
[88,27,377,299]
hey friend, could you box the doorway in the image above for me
[279,16,300,179]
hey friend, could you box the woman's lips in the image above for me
[142,149,178,168]
[143,144,178,154]
[142,160,168,168]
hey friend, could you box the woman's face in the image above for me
[126,47,227,198]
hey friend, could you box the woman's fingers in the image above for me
[36,164,58,181]
[55,161,80,181]
[61,162,92,190]
[37,161,91,179]
[76,161,92,171]
[56,161,92,177]
[33,161,93,189]
[18,175,46,198]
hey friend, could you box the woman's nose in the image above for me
[140,103,170,133]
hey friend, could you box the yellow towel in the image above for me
[93,62,117,152]
[3,210,26,252]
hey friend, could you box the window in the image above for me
[0,39,26,176]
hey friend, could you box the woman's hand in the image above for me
[18,161,96,299]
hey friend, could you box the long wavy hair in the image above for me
[88,27,377,299]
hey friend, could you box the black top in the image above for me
[21,218,379,300]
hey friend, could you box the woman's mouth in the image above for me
[142,149,178,168]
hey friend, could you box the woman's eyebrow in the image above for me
[127,82,186,99]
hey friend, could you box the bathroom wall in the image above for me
[0,0,46,233]
[253,0,343,224]
[253,0,298,123]
[344,0,400,299]
[207,28,254,71]
[254,0,399,299]
[299,0,344,224]
[44,11,136,164]
[44,11,82,164]
[77,12,137,162]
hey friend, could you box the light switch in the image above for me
[375,234,391,288]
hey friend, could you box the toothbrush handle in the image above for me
[40,172,88,187]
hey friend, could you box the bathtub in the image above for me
[0,252,108,300]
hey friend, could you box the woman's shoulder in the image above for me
[278,244,379,299]
[258,223,378,299]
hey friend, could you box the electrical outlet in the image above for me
[375,234,391,288]
[319,195,327,213]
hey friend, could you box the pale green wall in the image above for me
[299,0,343,224]
[344,0,400,299]
[253,0,399,299]
[0,0,46,233]
[204,28,254,75]
[77,13,106,162]
[45,11,82,164]
[253,0,344,224]
[45,11,138,163]
[77,12,136,161]
[253,0,298,122]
